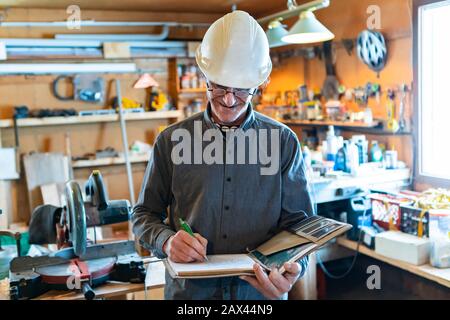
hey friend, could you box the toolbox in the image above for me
[400,205,429,238]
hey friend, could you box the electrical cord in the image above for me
[306,157,367,280]
[52,75,74,101]
[316,208,367,279]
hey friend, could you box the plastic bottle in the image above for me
[334,141,348,172]
[302,146,312,170]
[347,141,360,175]
[370,141,383,162]
[326,126,338,162]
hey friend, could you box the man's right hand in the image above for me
[163,230,208,263]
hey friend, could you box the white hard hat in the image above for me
[196,10,272,89]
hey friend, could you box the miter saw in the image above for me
[9,170,146,300]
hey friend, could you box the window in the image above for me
[414,0,450,187]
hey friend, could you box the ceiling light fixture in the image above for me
[258,0,334,47]
[282,10,335,44]
[266,19,289,48]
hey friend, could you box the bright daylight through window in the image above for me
[419,1,450,180]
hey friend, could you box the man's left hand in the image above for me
[240,262,301,300]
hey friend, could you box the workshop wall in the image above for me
[0,8,217,226]
[0,7,217,39]
[0,2,416,225]
[265,0,414,168]
[0,71,172,224]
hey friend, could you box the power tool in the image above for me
[9,170,146,300]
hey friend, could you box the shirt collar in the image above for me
[203,102,255,132]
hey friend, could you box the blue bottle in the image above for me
[334,141,348,172]
[370,141,383,162]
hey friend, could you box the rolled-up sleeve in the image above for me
[131,134,176,259]
[278,129,315,276]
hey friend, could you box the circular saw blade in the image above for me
[65,181,87,257]
[35,257,117,283]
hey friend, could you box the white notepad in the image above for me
[165,254,255,278]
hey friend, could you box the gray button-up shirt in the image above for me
[132,105,314,300]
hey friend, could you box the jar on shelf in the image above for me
[429,210,450,268]
[180,66,190,89]
[188,65,199,89]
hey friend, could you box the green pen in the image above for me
[179,218,209,261]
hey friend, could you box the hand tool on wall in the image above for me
[322,40,340,101]
[386,89,399,133]
[9,170,145,300]
[52,75,105,103]
[398,84,408,132]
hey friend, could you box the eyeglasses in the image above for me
[207,84,256,102]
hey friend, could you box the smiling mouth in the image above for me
[220,103,239,109]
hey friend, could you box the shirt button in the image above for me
[226,177,231,182]
[224,205,230,210]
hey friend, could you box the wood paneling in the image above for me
[0,0,287,17]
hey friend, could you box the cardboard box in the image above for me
[375,231,431,265]
[368,193,414,230]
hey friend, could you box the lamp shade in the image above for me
[266,20,289,48]
[282,11,334,44]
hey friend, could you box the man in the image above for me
[132,10,314,300]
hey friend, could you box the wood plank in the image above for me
[35,282,146,300]
[282,119,381,128]
[337,237,450,289]
[0,110,182,128]
[72,154,149,169]
[179,88,207,94]
[103,42,131,59]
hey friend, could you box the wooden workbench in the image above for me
[33,257,166,300]
[0,257,165,300]
[337,237,450,289]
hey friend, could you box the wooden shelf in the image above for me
[281,119,381,128]
[337,237,450,288]
[72,154,150,169]
[178,88,206,94]
[281,118,412,135]
[0,110,182,129]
